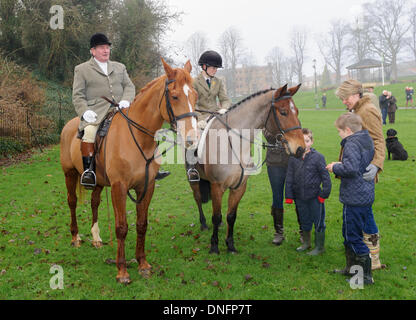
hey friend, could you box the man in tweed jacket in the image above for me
[72,33,136,188]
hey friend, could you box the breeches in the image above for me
[342,204,371,255]
[82,125,99,143]
[295,198,326,232]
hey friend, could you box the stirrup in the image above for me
[187,168,200,182]
[81,170,96,189]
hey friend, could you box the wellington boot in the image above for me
[349,252,374,285]
[271,207,284,245]
[296,231,311,252]
[363,232,386,270]
[307,230,325,255]
[333,245,355,276]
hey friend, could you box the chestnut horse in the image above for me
[189,84,305,254]
[60,59,198,284]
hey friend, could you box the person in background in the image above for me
[335,79,386,271]
[327,112,375,285]
[321,93,327,108]
[363,83,381,115]
[379,90,390,125]
[387,91,397,124]
[405,86,414,107]
[285,128,331,255]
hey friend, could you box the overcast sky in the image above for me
[163,0,372,77]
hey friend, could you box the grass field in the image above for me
[0,108,415,300]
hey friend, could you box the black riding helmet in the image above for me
[90,33,112,48]
[198,50,223,68]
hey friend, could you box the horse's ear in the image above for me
[274,84,288,99]
[184,60,192,73]
[161,57,175,80]
[288,83,302,96]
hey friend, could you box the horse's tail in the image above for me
[199,178,211,203]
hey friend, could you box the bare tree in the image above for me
[185,31,209,76]
[407,5,416,61]
[349,16,372,62]
[317,19,350,85]
[362,0,410,81]
[289,26,308,84]
[218,26,244,98]
[265,46,286,87]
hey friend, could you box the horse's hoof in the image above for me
[139,268,152,279]
[209,247,219,255]
[71,240,81,248]
[92,241,103,248]
[200,224,209,231]
[116,276,132,285]
[227,248,238,254]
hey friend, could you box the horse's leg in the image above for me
[135,181,155,278]
[91,185,104,248]
[209,183,224,254]
[189,182,208,231]
[65,169,81,247]
[110,181,130,284]
[225,183,247,253]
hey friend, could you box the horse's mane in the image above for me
[226,88,275,112]
[133,68,191,102]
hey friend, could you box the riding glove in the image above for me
[119,100,130,109]
[83,110,98,123]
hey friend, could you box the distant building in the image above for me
[217,65,273,98]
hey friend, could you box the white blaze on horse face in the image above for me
[183,84,198,141]
[290,101,296,114]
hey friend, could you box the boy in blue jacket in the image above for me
[285,128,332,255]
[327,112,375,285]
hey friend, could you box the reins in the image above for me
[196,90,302,189]
[101,78,197,204]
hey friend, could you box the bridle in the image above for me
[202,89,302,190]
[264,93,302,147]
[101,78,197,204]
[161,79,198,132]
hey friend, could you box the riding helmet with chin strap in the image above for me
[198,50,223,69]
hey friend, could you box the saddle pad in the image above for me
[197,117,216,161]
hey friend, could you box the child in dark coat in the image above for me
[285,128,332,255]
[327,113,375,285]
[386,128,408,161]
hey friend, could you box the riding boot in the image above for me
[271,207,284,245]
[333,245,355,276]
[296,230,311,252]
[349,252,374,285]
[307,230,325,255]
[363,232,386,270]
[80,142,96,189]
[155,169,171,181]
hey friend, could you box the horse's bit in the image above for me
[101,79,198,204]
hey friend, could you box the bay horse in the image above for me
[189,84,305,254]
[60,59,198,284]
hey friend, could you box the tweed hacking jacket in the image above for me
[72,57,136,131]
[193,72,231,121]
